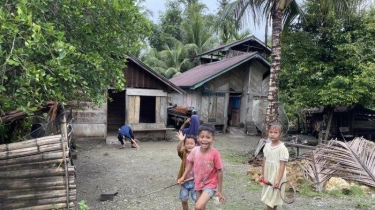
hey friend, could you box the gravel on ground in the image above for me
[75,128,375,210]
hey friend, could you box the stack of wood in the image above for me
[0,101,56,123]
[0,135,76,209]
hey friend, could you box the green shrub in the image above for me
[78,200,90,210]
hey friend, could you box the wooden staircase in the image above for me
[245,121,259,135]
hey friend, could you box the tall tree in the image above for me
[0,0,151,114]
[142,38,196,78]
[220,0,364,132]
[215,0,251,44]
[281,1,375,139]
[149,0,183,51]
[135,0,154,18]
[143,0,220,77]
[181,3,219,57]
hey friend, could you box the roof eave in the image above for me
[195,36,271,58]
[127,55,185,94]
[191,54,270,89]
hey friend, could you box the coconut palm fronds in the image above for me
[322,138,375,187]
[303,149,334,192]
[303,137,375,191]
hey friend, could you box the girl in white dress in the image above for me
[260,122,289,210]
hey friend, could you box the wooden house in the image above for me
[169,36,271,133]
[302,104,375,140]
[71,55,184,141]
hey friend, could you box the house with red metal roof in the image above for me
[169,37,271,133]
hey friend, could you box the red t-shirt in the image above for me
[187,146,223,190]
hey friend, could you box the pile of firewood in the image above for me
[0,135,76,209]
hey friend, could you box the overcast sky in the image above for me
[144,0,266,41]
[145,0,219,18]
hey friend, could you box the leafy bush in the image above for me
[78,200,90,210]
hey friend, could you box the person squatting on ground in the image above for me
[177,124,225,210]
[177,131,199,210]
[260,122,289,210]
[180,115,201,145]
[117,125,140,150]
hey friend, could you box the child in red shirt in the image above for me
[178,124,225,210]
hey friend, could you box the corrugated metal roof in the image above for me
[302,106,352,114]
[334,106,355,112]
[195,35,271,58]
[302,104,375,114]
[302,107,325,114]
[126,55,185,94]
[170,52,270,89]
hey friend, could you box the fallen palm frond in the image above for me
[303,137,375,191]
[302,149,335,192]
[322,138,375,187]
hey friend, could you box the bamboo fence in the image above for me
[0,134,76,209]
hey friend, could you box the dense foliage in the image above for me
[141,0,222,78]
[280,3,375,109]
[0,0,151,114]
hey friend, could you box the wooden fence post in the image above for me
[60,104,70,210]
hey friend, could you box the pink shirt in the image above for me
[187,146,223,191]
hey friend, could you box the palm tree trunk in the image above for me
[265,0,283,132]
[265,15,269,46]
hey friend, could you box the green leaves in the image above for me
[281,4,375,109]
[142,1,219,78]
[0,0,151,114]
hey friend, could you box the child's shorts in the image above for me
[202,188,216,198]
[179,180,196,202]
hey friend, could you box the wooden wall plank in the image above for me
[201,96,209,122]
[128,96,135,123]
[155,97,161,123]
[135,96,140,123]
[216,95,225,124]
[160,97,167,124]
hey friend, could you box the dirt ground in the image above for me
[75,128,375,210]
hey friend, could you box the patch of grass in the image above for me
[223,150,249,164]
[226,172,243,179]
[355,199,375,209]
[328,189,345,197]
[298,181,323,197]
[246,182,263,191]
[224,172,246,188]
[346,185,366,197]
[327,185,366,198]
[298,179,369,206]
